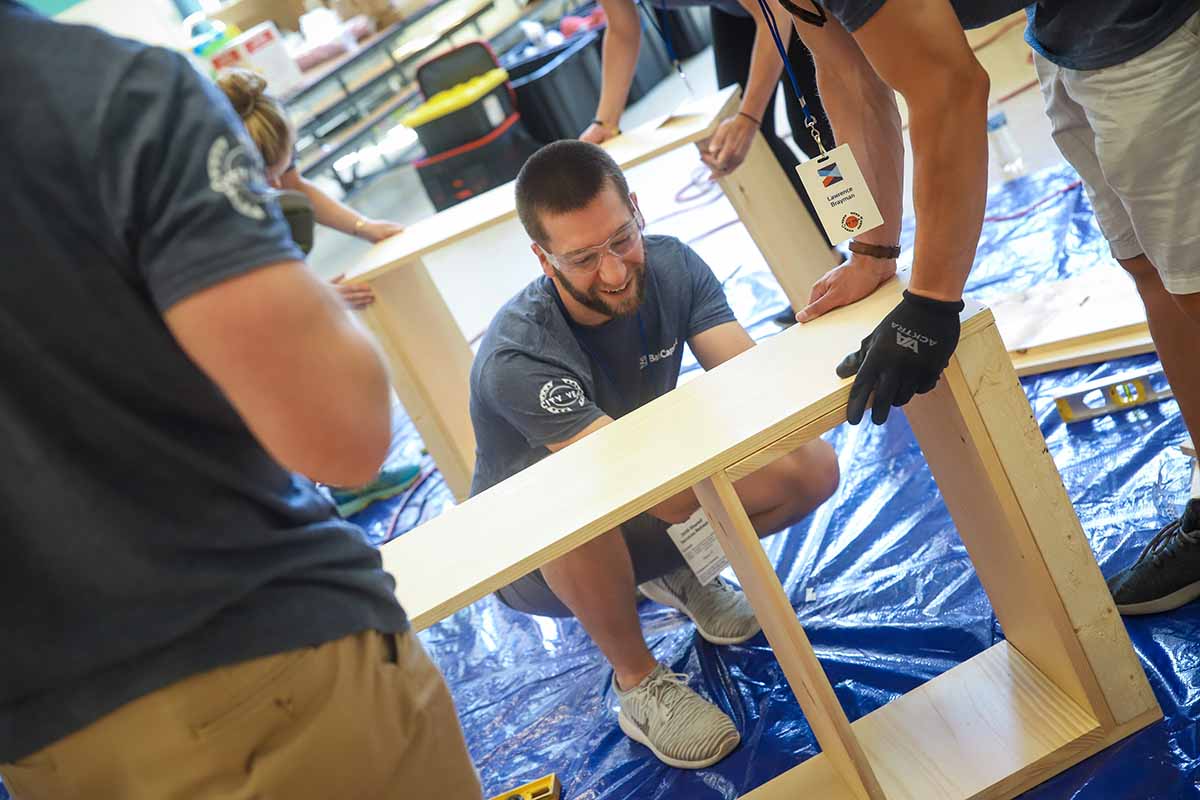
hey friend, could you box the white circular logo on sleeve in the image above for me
[539,378,586,414]
[207,134,271,220]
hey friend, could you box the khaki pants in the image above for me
[0,631,482,800]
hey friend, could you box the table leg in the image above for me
[360,256,477,501]
[695,472,886,800]
[704,132,838,312]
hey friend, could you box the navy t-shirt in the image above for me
[469,235,736,496]
[0,2,407,761]
[815,0,1200,71]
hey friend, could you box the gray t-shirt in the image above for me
[815,0,1200,71]
[0,1,406,762]
[469,236,736,496]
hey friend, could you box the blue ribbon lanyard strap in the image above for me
[753,0,826,154]
[634,0,694,95]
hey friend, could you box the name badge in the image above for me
[666,508,729,586]
[796,143,884,245]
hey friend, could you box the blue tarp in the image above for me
[5,163,1195,799]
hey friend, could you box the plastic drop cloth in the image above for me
[4,164,1196,800]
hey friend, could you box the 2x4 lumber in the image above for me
[696,471,885,800]
[359,258,476,500]
[741,641,1160,800]
[905,322,1158,728]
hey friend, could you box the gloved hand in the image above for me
[836,290,965,424]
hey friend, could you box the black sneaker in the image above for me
[1109,500,1200,616]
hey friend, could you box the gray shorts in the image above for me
[1034,12,1200,295]
[495,513,685,618]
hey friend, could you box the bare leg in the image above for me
[737,439,841,537]
[540,528,657,691]
[540,439,839,690]
[1120,255,1200,443]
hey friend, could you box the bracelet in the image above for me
[591,118,621,135]
[736,110,762,127]
[353,217,368,237]
[848,240,901,260]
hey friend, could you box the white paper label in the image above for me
[795,143,884,245]
[666,508,729,586]
[483,94,505,128]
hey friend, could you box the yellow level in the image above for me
[489,773,561,800]
[1054,365,1172,424]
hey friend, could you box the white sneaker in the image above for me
[614,663,740,769]
[639,567,761,645]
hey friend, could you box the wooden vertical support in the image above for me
[701,131,837,311]
[359,256,477,501]
[695,472,887,800]
[904,319,1159,730]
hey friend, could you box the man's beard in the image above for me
[555,258,647,319]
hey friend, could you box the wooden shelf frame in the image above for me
[380,279,1159,797]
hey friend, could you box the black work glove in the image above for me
[836,290,965,425]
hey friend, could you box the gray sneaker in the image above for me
[614,663,740,769]
[639,567,761,645]
[1108,500,1200,616]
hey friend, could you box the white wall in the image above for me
[56,0,190,50]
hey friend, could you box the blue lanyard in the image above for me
[634,0,693,92]
[753,0,827,154]
[550,283,652,418]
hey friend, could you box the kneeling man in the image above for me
[469,141,840,768]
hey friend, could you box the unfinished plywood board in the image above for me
[741,641,1158,800]
[989,274,1153,375]
[359,258,476,500]
[1009,325,1154,377]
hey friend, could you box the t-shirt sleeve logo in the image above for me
[539,377,586,414]
[207,134,271,220]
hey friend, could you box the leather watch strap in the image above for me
[848,240,901,260]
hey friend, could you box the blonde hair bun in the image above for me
[215,67,294,170]
[217,68,269,120]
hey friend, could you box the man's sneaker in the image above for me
[639,566,761,645]
[614,663,740,769]
[1108,500,1200,615]
[329,464,421,517]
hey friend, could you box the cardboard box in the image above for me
[211,22,306,95]
[209,0,309,34]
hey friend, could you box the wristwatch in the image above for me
[848,241,901,260]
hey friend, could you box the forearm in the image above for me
[286,171,365,236]
[596,7,642,126]
[904,69,989,301]
[813,59,903,249]
[722,0,793,122]
[742,18,788,120]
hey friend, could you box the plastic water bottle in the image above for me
[987,110,1025,180]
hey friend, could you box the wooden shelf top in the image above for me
[381,279,991,631]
